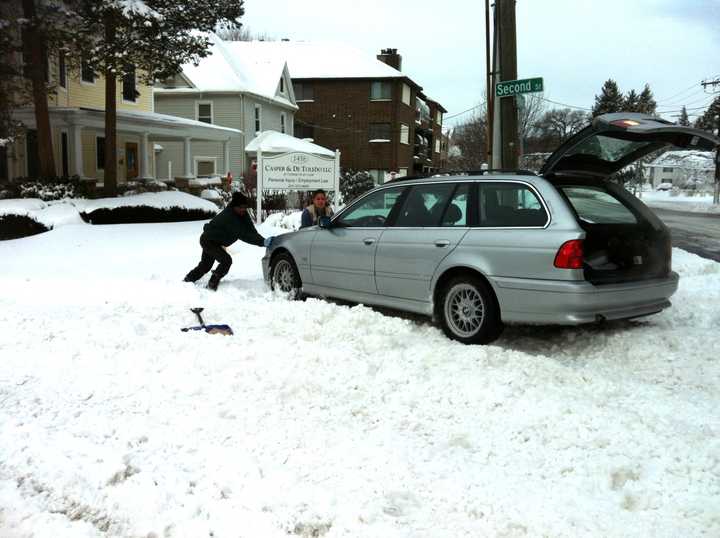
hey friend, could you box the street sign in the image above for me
[496,77,544,98]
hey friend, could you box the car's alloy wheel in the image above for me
[438,276,503,345]
[270,253,302,300]
[445,284,485,337]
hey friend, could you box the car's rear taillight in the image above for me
[610,119,642,127]
[554,240,584,269]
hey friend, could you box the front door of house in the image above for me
[125,142,138,179]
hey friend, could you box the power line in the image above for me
[539,97,591,111]
[656,82,704,104]
[445,103,485,121]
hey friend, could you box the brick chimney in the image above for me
[377,48,402,71]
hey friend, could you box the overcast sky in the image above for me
[241,0,720,126]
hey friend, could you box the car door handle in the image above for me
[363,238,376,245]
[435,240,451,247]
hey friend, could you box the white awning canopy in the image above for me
[245,130,335,156]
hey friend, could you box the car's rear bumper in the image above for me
[493,272,679,325]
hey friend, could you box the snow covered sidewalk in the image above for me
[1,222,719,537]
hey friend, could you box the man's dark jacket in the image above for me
[202,207,265,247]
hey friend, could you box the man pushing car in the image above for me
[184,192,274,291]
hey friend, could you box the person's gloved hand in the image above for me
[263,236,274,248]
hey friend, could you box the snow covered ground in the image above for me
[641,191,720,214]
[1,221,719,537]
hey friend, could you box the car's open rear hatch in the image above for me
[556,181,671,284]
[541,112,718,285]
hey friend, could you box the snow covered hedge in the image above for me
[0,214,50,241]
[0,176,92,201]
[75,192,219,224]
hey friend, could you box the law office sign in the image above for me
[260,152,339,191]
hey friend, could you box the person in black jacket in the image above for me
[184,192,274,290]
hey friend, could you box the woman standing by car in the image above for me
[300,189,334,228]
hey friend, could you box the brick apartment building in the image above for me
[226,42,446,185]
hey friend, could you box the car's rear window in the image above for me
[561,186,637,224]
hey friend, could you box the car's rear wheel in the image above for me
[270,252,303,300]
[438,276,503,344]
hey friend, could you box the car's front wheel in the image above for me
[438,276,503,344]
[270,252,303,300]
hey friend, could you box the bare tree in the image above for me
[447,107,488,171]
[537,108,589,145]
[216,24,273,41]
[517,93,545,154]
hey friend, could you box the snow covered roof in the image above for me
[647,150,716,170]
[155,34,295,109]
[245,131,335,156]
[223,40,408,82]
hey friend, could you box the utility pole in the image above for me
[701,78,720,205]
[712,102,719,207]
[485,0,493,167]
[497,0,519,170]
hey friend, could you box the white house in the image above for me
[153,34,298,183]
[645,150,716,189]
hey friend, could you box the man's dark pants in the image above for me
[184,235,232,284]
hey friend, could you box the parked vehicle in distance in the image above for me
[263,113,720,344]
[656,182,673,191]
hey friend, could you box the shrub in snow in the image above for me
[1,176,91,201]
[0,214,50,241]
[340,169,374,203]
[80,206,216,225]
[118,180,172,197]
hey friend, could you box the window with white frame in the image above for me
[81,56,95,83]
[58,53,66,89]
[293,82,314,101]
[122,65,137,102]
[401,83,411,106]
[280,113,286,134]
[254,104,262,134]
[436,110,443,124]
[400,124,409,145]
[435,139,441,153]
[399,168,408,177]
[197,102,212,124]
[194,157,216,176]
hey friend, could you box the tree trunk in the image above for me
[103,12,117,197]
[21,0,56,178]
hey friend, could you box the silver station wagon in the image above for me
[263,113,719,344]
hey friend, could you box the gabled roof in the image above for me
[646,150,715,169]
[155,34,296,109]
[224,40,416,84]
[245,131,335,157]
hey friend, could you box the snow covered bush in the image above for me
[80,206,216,225]
[340,169,374,203]
[0,176,91,201]
[0,214,50,241]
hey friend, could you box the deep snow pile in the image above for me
[0,199,85,228]
[0,222,719,537]
[73,191,219,214]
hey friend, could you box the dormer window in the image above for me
[280,77,285,94]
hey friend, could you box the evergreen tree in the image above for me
[694,96,720,133]
[79,0,244,196]
[637,84,657,115]
[0,1,87,177]
[678,106,690,126]
[592,79,624,116]
[623,89,640,112]
[340,170,374,203]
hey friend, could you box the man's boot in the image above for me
[207,274,221,291]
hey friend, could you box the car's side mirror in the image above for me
[318,216,332,228]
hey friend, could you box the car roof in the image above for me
[382,173,543,187]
